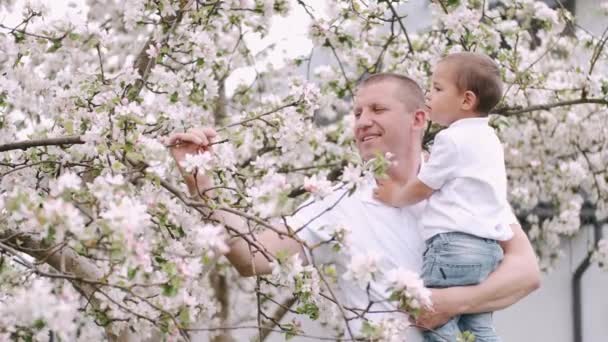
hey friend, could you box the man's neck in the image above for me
[384,145,422,185]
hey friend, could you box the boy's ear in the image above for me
[461,90,478,111]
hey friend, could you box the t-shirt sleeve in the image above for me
[501,205,518,231]
[503,206,518,225]
[418,131,459,190]
[285,194,344,265]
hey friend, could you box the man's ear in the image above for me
[412,108,427,130]
[462,90,478,111]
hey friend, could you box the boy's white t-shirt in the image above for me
[418,117,514,241]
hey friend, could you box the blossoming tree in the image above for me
[0,0,607,341]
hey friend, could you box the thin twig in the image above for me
[386,1,414,55]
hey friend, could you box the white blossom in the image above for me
[386,267,432,311]
[100,196,150,237]
[343,251,381,288]
[592,239,608,270]
[49,171,82,196]
[341,164,364,189]
[270,253,305,285]
[189,224,230,258]
[146,43,161,59]
[180,151,215,173]
[303,174,333,199]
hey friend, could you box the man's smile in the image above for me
[358,133,381,143]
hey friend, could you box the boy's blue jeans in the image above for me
[421,232,503,342]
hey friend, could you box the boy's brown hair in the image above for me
[440,52,503,115]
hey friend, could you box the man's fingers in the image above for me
[168,132,203,146]
[202,127,218,139]
[187,127,219,147]
[186,128,210,146]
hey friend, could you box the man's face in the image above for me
[427,62,463,126]
[353,80,414,161]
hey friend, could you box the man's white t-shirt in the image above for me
[418,117,514,241]
[287,178,426,341]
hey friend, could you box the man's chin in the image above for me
[359,147,386,162]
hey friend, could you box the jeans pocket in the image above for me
[423,245,431,257]
[424,261,482,288]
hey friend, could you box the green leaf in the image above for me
[296,302,319,320]
[162,280,179,297]
[47,39,63,53]
[178,307,190,325]
[275,249,290,264]
[360,320,380,338]
[14,32,25,43]
[457,331,476,342]
[323,264,337,279]
[127,267,138,280]
[33,319,45,330]
[170,91,179,103]
[68,32,80,41]
[162,261,177,276]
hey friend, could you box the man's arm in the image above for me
[213,209,306,276]
[167,128,306,277]
[417,223,541,328]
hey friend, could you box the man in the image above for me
[167,73,540,340]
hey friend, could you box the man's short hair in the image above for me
[440,52,503,114]
[357,73,425,112]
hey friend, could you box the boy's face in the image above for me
[426,62,464,126]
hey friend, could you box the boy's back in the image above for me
[419,117,513,241]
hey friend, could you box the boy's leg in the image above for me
[422,233,504,341]
[456,241,503,342]
[459,312,501,342]
[420,235,466,342]
[423,317,460,342]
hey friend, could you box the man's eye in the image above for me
[374,107,385,112]
[354,111,362,117]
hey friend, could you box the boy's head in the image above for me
[426,52,503,126]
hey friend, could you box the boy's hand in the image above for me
[373,178,404,207]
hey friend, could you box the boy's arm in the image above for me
[374,178,434,206]
[416,223,541,329]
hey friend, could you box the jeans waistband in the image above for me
[426,232,498,246]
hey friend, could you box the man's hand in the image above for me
[415,288,458,330]
[165,127,218,196]
[373,178,404,207]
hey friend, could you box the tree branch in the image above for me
[0,136,84,153]
[494,98,608,116]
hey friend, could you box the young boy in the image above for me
[374,52,514,342]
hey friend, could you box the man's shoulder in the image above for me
[295,185,359,217]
